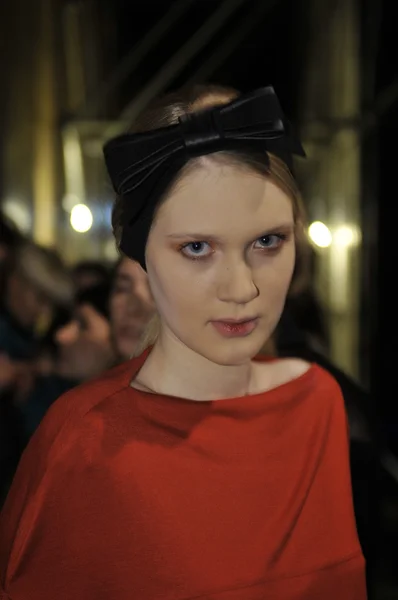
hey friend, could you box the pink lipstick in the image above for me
[211,318,258,338]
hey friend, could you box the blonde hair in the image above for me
[112,85,309,357]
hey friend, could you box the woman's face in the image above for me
[110,258,155,359]
[146,161,296,366]
[6,271,52,330]
[55,304,114,380]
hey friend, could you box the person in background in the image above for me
[0,241,73,364]
[31,307,72,380]
[72,260,110,292]
[20,281,116,439]
[0,240,72,504]
[110,256,155,360]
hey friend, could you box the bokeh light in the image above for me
[70,203,93,233]
[334,225,361,247]
[308,221,332,248]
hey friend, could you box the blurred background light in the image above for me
[70,203,93,233]
[334,224,361,247]
[62,193,81,213]
[308,221,332,248]
[104,238,119,261]
[2,197,32,234]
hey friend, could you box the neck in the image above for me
[135,328,254,401]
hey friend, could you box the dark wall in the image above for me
[105,0,308,121]
[361,0,398,428]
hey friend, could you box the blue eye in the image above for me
[180,241,212,259]
[254,234,286,250]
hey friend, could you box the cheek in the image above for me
[151,275,188,310]
[111,295,126,319]
[256,249,296,297]
[134,276,153,304]
[148,260,209,318]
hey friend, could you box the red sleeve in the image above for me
[0,411,117,600]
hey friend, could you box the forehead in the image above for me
[154,162,293,235]
[117,258,144,280]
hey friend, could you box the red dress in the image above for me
[0,352,366,599]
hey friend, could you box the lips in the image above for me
[211,318,258,338]
[215,318,257,325]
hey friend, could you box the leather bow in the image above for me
[103,86,305,268]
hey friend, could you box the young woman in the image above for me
[0,86,366,599]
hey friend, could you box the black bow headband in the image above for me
[103,86,305,269]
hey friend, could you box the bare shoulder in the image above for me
[252,357,313,392]
[277,357,312,380]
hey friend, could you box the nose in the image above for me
[217,259,259,305]
[55,320,79,345]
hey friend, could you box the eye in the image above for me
[113,284,129,294]
[254,234,287,251]
[180,241,212,259]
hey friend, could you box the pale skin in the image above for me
[132,159,310,401]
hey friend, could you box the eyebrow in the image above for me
[166,222,295,240]
[166,233,223,243]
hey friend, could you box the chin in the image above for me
[116,340,136,361]
[200,337,265,367]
